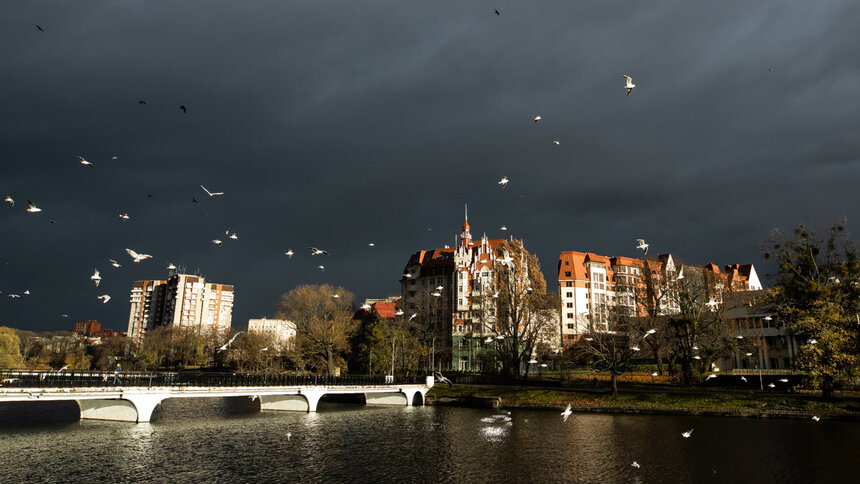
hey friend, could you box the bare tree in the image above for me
[494,240,556,378]
[577,306,637,397]
[277,284,357,376]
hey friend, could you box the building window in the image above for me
[565,271,571,277]
[564,261,569,266]
[567,323,575,330]
[566,313,574,319]
[566,302,573,308]
[565,282,572,287]
[566,292,572,298]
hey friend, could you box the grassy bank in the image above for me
[427,384,860,417]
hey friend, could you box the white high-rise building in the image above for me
[127,273,234,343]
[248,317,296,347]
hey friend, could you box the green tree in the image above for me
[765,220,860,398]
[0,327,25,369]
[277,284,358,376]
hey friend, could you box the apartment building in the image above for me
[247,317,296,347]
[557,250,762,347]
[126,273,234,344]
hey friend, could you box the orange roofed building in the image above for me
[400,208,519,371]
[558,250,762,348]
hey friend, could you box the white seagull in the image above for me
[76,155,94,168]
[768,383,776,388]
[309,247,328,255]
[167,263,177,271]
[533,115,541,123]
[285,249,294,258]
[500,225,507,231]
[706,298,719,311]
[631,346,641,352]
[779,378,789,383]
[635,238,649,255]
[125,248,152,263]
[109,259,121,268]
[23,290,29,295]
[26,200,42,213]
[97,294,111,304]
[553,140,560,145]
[644,329,657,338]
[682,429,694,438]
[368,243,375,247]
[812,416,820,422]
[200,185,224,197]
[740,376,748,383]
[706,374,717,381]
[360,303,371,310]
[395,309,404,316]
[3,196,13,207]
[318,265,325,271]
[631,461,640,469]
[561,404,572,422]
[228,232,238,240]
[498,176,509,188]
[118,213,130,221]
[219,331,243,351]
[91,269,101,287]
[677,267,684,280]
[212,239,223,246]
[622,75,636,95]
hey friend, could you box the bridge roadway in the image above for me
[0,371,434,423]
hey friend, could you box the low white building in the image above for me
[247,317,296,347]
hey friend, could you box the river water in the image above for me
[0,398,858,483]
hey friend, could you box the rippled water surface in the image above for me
[1,398,858,483]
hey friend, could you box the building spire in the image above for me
[461,204,471,246]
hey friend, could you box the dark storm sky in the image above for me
[2,1,858,331]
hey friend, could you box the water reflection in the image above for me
[1,399,859,483]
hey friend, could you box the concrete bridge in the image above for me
[0,371,434,423]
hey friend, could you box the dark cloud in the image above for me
[1,1,858,331]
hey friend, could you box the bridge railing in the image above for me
[0,370,426,389]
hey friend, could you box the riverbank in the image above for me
[426,384,860,421]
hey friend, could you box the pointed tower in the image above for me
[461,204,472,247]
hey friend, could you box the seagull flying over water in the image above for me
[212,239,223,246]
[97,294,111,304]
[200,185,224,197]
[118,213,130,221]
[631,461,640,469]
[740,376,748,383]
[498,176,509,188]
[561,404,572,422]
[309,247,328,255]
[91,269,101,287]
[285,249,294,258]
[812,416,820,422]
[4,196,13,207]
[533,115,541,123]
[125,248,152,263]
[26,200,42,213]
[109,259,121,268]
[622,75,636,95]
[682,429,694,438]
[635,238,648,255]
[36,25,45,32]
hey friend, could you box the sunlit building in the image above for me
[401,208,531,371]
[557,250,762,347]
[126,273,234,344]
[248,317,296,348]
